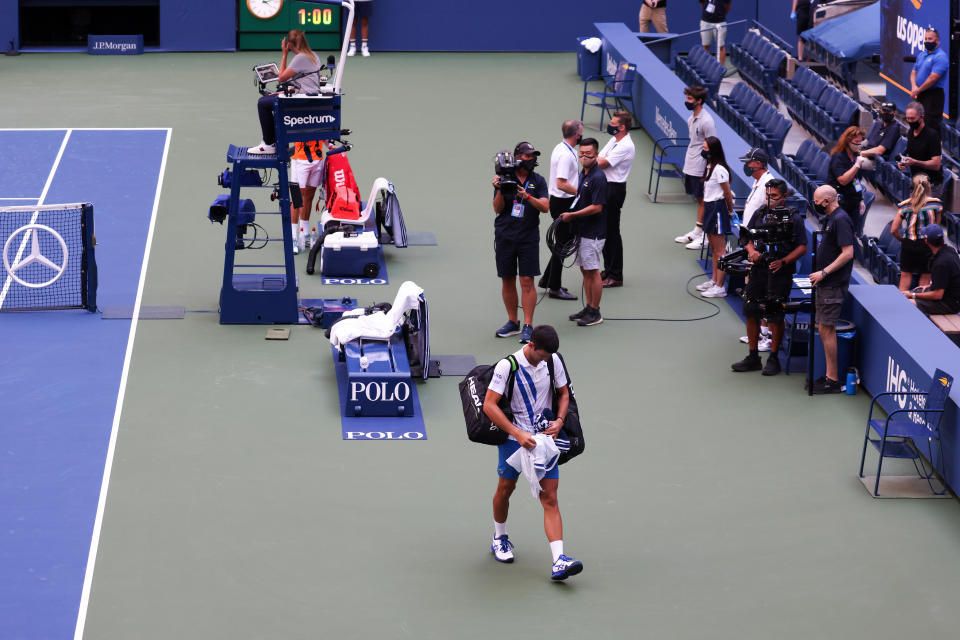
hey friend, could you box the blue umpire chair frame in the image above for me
[580,62,637,130]
[647,136,690,203]
[858,369,953,497]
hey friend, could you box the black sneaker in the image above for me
[731,353,762,372]
[577,307,603,326]
[548,287,578,301]
[569,306,588,321]
[761,353,781,376]
[804,376,825,390]
[538,276,548,289]
[812,376,842,394]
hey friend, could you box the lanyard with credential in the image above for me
[562,141,577,163]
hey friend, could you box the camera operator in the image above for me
[808,185,855,394]
[492,142,550,344]
[731,179,807,376]
[249,30,325,155]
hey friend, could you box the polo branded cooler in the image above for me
[320,231,381,277]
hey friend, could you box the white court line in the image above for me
[0,197,43,200]
[0,129,72,309]
[73,127,172,640]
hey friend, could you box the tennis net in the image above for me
[0,203,97,312]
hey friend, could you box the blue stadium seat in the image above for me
[942,121,960,160]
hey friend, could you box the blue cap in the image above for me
[920,224,944,242]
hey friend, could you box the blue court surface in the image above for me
[0,128,170,640]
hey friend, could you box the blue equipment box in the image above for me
[342,335,414,417]
[321,231,382,277]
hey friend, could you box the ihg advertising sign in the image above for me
[879,0,951,115]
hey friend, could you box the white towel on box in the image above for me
[329,281,424,348]
[580,37,602,53]
[506,434,560,498]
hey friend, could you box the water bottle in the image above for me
[845,367,858,395]
[310,227,319,248]
[303,228,312,251]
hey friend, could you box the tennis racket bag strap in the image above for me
[548,352,585,464]
[458,355,518,445]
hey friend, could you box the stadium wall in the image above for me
[1,0,800,54]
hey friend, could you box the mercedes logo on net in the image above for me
[3,223,69,288]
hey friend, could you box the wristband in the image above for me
[558,415,565,424]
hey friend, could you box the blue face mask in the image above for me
[606,124,619,136]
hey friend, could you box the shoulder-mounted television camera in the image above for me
[741,206,797,249]
[494,150,522,199]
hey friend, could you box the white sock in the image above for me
[549,540,563,562]
[494,521,507,538]
[362,39,368,46]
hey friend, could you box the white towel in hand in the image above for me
[506,434,560,498]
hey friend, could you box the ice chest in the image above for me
[320,231,382,277]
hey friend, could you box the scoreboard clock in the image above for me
[239,1,342,51]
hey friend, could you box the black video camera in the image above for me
[494,150,522,199]
[740,206,797,251]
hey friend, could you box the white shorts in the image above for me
[575,236,605,271]
[700,20,727,49]
[291,159,323,188]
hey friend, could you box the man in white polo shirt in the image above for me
[541,119,582,301]
[597,110,636,288]
[675,85,717,249]
[737,147,776,350]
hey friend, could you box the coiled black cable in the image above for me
[545,216,580,260]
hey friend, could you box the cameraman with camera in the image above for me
[492,142,550,344]
[731,179,807,376]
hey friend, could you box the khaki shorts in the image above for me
[575,236,605,271]
[815,284,847,326]
[700,20,727,49]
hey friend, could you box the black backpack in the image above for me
[458,353,585,463]
[458,355,518,445]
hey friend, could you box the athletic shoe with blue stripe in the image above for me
[491,535,515,563]
[550,554,583,580]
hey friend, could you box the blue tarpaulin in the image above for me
[801,2,880,62]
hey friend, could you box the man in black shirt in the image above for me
[859,103,901,171]
[900,102,943,195]
[731,180,807,376]
[492,142,550,344]
[562,138,607,327]
[905,224,960,315]
[809,185,855,394]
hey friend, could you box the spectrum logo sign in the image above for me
[282,114,337,127]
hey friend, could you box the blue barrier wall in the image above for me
[0,0,235,52]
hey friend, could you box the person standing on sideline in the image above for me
[491,142,550,344]
[808,185,855,394]
[597,110,635,288]
[639,0,668,34]
[562,138,607,327]
[541,119,582,301]
[790,0,812,61]
[346,0,373,57]
[698,136,736,299]
[483,325,583,581]
[700,0,731,65]
[910,28,948,132]
[675,86,717,249]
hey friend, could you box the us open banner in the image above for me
[879,0,951,115]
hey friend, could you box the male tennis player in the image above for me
[482,325,583,581]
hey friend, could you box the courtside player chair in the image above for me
[580,63,636,130]
[858,369,953,497]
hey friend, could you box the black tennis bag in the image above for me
[458,355,518,445]
[549,352,585,465]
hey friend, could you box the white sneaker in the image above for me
[292,242,300,255]
[758,337,772,352]
[696,279,716,291]
[740,328,771,343]
[739,335,749,343]
[686,236,707,250]
[675,227,703,243]
[347,43,356,57]
[361,44,370,57]
[491,535,514,563]
[247,141,276,155]
[701,284,727,298]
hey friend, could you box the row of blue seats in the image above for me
[728,31,787,105]
[861,212,960,286]
[715,82,792,159]
[778,66,860,145]
[943,121,960,161]
[674,46,725,102]
[778,139,829,205]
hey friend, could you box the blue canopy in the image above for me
[801,2,880,62]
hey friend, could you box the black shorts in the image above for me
[495,235,540,279]
[683,173,704,199]
[900,238,932,275]
[795,6,811,35]
[918,297,960,316]
[744,265,794,321]
[355,1,373,19]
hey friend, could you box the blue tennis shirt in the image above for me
[914,48,948,90]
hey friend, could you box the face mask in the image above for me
[908,119,921,131]
[684,101,697,111]
[700,150,711,160]
[573,135,582,146]
[813,202,828,216]
[520,158,537,171]
[849,142,862,152]
[606,124,619,135]
[743,163,757,177]
[924,41,936,52]
[881,112,895,123]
